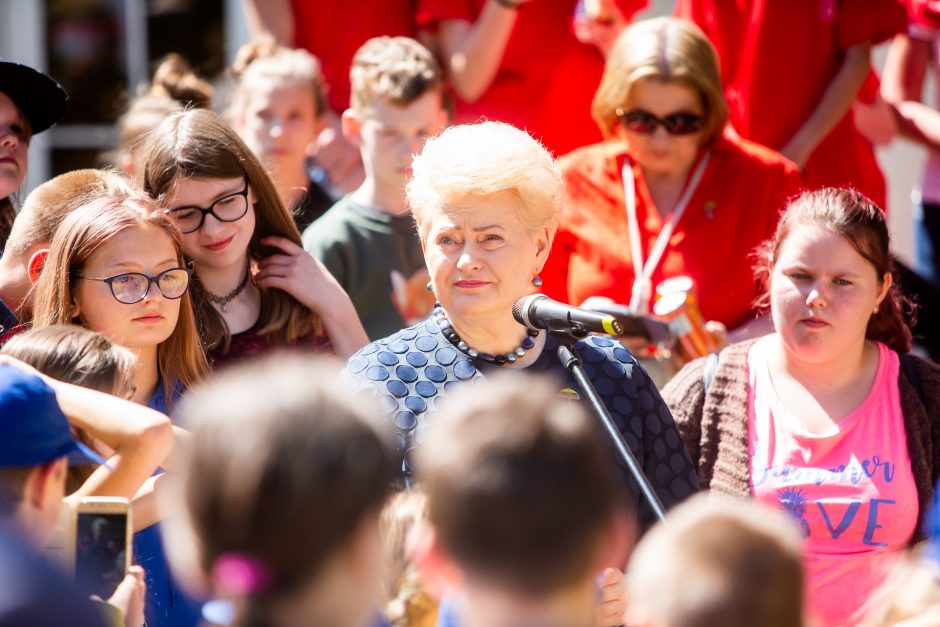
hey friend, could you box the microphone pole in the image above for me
[515,297,667,522]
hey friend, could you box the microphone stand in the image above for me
[549,322,667,522]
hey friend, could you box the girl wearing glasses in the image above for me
[541,17,802,352]
[141,108,368,370]
[31,191,209,625]
[32,191,208,412]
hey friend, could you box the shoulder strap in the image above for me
[702,351,720,392]
[899,352,927,408]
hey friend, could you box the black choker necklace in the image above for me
[433,304,538,365]
[205,266,250,313]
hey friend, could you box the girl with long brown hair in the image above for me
[141,108,367,369]
[32,191,207,411]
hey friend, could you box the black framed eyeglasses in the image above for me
[615,108,705,136]
[164,178,250,234]
[76,268,193,304]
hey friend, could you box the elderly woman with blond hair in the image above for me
[344,121,697,537]
[541,17,802,346]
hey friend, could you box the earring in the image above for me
[532,275,543,288]
[427,281,434,293]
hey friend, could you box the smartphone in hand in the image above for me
[73,497,132,599]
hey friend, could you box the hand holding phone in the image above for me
[74,497,132,600]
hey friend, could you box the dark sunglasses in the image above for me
[615,108,705,136]
[76,268,192,304]
[164,178,250,234]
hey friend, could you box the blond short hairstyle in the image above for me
[350,36,443,111]
[5,169,133,259]
[592,17,728,143]
[407,121,563,241]
[627,495,804,627]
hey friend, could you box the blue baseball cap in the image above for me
[0,364,106,467]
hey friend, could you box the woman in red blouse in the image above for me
[542,17,802,343]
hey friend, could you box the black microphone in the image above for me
[512,294,624,336]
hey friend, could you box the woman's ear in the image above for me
[534,225,554,270]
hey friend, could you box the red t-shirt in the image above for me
[290,0,416,113]
[541,132,803,330]
[416,0,647,157]
[676,0,907,208]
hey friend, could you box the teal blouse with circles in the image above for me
[344,315,699,531]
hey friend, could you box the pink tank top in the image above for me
[747,336,918,627]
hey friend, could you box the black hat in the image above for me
[0,61,69,134]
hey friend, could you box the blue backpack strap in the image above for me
[899,353,926,408]
[702,351,720,392]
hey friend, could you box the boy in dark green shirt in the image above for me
[303,37,447,339]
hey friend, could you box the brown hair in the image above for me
[2,324,136,493]
[111,54,212,175]
[140,108,321,352]
[380,490,438,627]
[5,169,133,259]
[0,466,40,518]
[416,372,621,597]
[591,17,727,143]
[229,38,328,120]
[31,192,209,408]
[169,355,396,625]
[350,37,444,111]
[754,187,915,353]
[627,495,804,627]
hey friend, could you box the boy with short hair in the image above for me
[624,494,805,627]
[414,373,632,627]
[302,36,448,339]
[0,169,131,345]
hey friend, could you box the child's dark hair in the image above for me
[1,325,136,493]
[754,187,916,353]
[416,372,623,597]
[169,354,397,627]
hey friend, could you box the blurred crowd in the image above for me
[3,1,940,627]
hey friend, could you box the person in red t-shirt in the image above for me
[541,17,802,344]
[676,0,908,209]
[416,0,647,157]
[243,0,417,194]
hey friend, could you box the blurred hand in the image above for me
[595,567,627,627]
[573,0,629,57]
[309,126,364,194]
[107,565,146,627]
[704,320,729,351]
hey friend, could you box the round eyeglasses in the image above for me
[76,268,193,304]
[615,108,705,136]
[164,178,250,234]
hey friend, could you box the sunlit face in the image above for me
[237,78,322,175]
[423,195,550,322]
[73,224,184,350]
[770,225,890,365]
[163,176,256,273]
[349,91,448,195]
[617,78,705,178]
[0,91,30,200]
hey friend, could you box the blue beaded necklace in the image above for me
[433,304,538,365]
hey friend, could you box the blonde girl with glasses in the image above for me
[141,108,368,370]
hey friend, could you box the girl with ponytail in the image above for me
[662,187,940,627]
